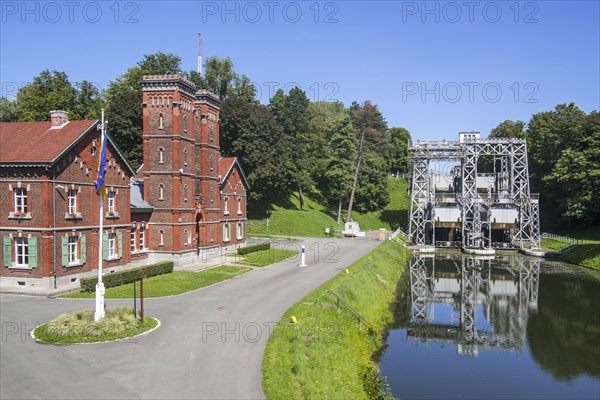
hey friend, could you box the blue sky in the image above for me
[1,1,599,140]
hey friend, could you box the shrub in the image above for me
[80,261,173,292]
[238,243,270,255]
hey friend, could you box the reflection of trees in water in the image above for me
[527,274,600,381]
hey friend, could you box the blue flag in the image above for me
[95,125,107,199]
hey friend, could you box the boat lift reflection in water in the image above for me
[408,254,540,357]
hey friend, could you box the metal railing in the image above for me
[327,290,372,331]
[541,232,579,245]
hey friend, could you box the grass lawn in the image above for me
[540,228,600,271]
[247,178,409,238]
[238,248,299,267]
[541,238,570,252]
[33,307,158,344]
[561,244,600,271]
[262,240,410,400]
[61,266,252,298]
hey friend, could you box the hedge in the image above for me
[238,243,270,255]
[80,261,173,292]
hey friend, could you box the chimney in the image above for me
[49,110,69,129]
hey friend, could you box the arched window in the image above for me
[158,147,164,164]
[159,113,164,129]
[183,148,188,166]
[237,198,242,215]
[183,184,188,202]
[158,184,164,201]
[159,230,165,246]
[237,222,244,240]
[224,196,229,215]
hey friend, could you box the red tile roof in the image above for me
[0,120,97,164]
[219,156,249,189]
[219,157,236,182]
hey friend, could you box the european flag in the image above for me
[95,124,107,199]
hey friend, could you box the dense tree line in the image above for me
[0,53,410,220]
[490,104,600,228]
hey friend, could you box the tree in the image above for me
[105,53,184,169]
[11,70,104,123]
[386,127,412,175]
[310,102,357,223]
[269,88,313,210]
[187,56,256,102]
[489,120,526,139]
[542,111,600,224]
[219,97,292,205]
[346,100,388,222]
[354,153,390,213]
[0,97,18,122]
[16,70,76,121]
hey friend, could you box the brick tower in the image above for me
[141,75,226,263]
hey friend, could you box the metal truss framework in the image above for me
[408,138,541,250]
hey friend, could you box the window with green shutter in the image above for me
[102,233,109,261]
[61,236,69,267]
[80,235,86,264]
[28,237,37,268]
[117,231,122,259]
[3,236,11,267]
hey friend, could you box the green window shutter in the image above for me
[80,235,87,264]
[3,236,12,267]
[117,231,123,259]
[28,237,37,268]
[61,236,68,266]
[102,234,109,261]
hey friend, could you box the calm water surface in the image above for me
[379,253,600,400]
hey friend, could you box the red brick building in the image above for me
[0,111,137,289]
[139,75,248,265]
[0,77,248,290]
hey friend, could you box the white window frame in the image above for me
[107,191,116,213]
[67,189,77,214]
[130,227,137,253]
[159,230,165,246]
[237,198,242,215]
[139,226,145,250]
[68,236,78,265]
[224,196,229,215]
[108,233,116,259]
[14,237,29,267]
[159,184,164,201]
[159,147,164,164]
[14,187,27,214]
[237,222,244,240]
[223,223,231,242]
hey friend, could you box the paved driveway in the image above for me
[0,237,379,399]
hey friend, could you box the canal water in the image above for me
[379,253,600,399]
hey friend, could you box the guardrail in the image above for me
[327,290,373,332]
[541,232,579,245]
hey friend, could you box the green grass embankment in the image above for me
[61,266,251,298]
[262,240,410,399]
[248,178,409,238]
[541,227,600,271]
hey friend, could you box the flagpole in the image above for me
[94,110,106,321]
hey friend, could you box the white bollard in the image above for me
[299,245,307,267]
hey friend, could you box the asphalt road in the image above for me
[0,237,380,400]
